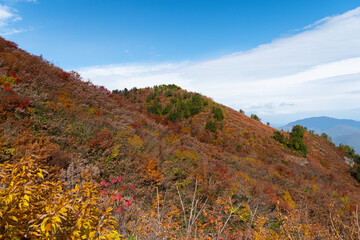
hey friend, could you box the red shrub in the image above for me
[87,129,113,151]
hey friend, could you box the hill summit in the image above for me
[1,37,360,239]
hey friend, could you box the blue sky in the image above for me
[1,0,360,124]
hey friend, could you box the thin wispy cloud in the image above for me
[78,7,360,123]
[0,4,20,26]
[0,1,36,35]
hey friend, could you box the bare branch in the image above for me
[176,184,188,227]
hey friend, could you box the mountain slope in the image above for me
[1,37,360,239]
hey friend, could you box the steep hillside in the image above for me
[1,37,360,239]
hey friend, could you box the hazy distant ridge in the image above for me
[282,116,360,153]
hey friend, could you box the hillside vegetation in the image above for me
[1,37,360,239]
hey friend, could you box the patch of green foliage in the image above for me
[205,120,217,132]
[321,132,332,142]
[113,88,129,98]
[145,85,208,122]
[250,114,261,121]
[213,106,224,121]
[236,144,242,151]
[273,130,286,144]
[204,106,225,132]
[288,125,308,157]
[147,99,162,115]
[340,144,360,182]
[154,84,181,91]
[273,125,308,157]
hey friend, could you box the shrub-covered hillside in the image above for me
[1,37,360,239]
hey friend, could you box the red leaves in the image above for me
[111,194,122,201]
[124,200,131,207]
[168,121,181,134]
[87,129,113,151]
[7,70,20,82]
[18,98,30,109]
[99,177,135,209]
[1,82,14,93]
[0,70,30,114]
[116,194,122,201]
[0,94,30,113]
[105,176,124,185]
[130,122,141,130]
[115,206,123,214]
[111,178,118,184]
[58,71,70,81]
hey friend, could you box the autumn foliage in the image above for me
[1,36,360,239]
[0,157,121,239]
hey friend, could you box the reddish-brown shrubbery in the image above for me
[1,36,360,238]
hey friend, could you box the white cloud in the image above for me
[78,7,360,123]
[0,1,35,35]
[78,63,192,91]
[0,4,20,26]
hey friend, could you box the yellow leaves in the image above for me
[57,91,74,109]
[0,157,121,240]
[282,191,296,209]
[58,206,68,217]
[142,158,162,183]
[37,169,44,179]
[76,218,82,229]
[22,200,29,209]
[0,76,17,85]
[238,171,253,184]
[53,216,62,224]
[23,195,30,202]
[229,206,239,214]
[9,215,18,222]
[72,183,80,193]
[4,193,13,204]
[20,195,30,210]
[175,149,199,163]
[165,134,180,144]
[89,231,96,239]
[40,217,49,232]
[45,223,51,233]
[128,134,144,150]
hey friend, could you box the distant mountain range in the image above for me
[281,116,360,153]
